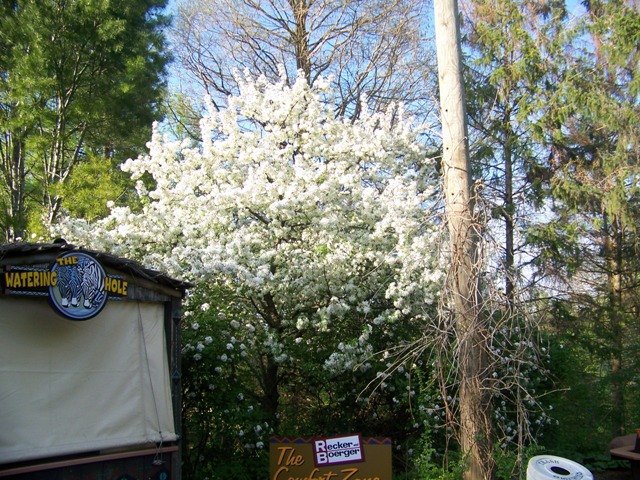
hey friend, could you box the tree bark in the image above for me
[2,126,27,241]
[433,0,494,478]
[606,216,626,436]
[289,0,312,78]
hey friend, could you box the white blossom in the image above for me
[57,70,444,395]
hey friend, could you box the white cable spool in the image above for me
[527,455,593,480]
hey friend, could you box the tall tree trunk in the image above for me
[261,358,281,422]
[257,290,282,429]
[289,0,312,79]
[606,215,625,436]
[503,115,515,305]
[433,0,494,478]
[3,127,28,241]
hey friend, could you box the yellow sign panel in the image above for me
[270,436,392,480]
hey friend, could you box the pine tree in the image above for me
[531,0,640,437]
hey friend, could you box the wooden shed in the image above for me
[0,241,191,480]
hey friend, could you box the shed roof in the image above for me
[0,240,193,293]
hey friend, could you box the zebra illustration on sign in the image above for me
[49,253,108,320]
[77,255,106,309]
[57,263,82,308]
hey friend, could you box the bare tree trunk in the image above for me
[433,0,494,478]
[288,0,312,79]
[1,127,28,241]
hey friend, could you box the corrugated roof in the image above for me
[0,240,193,293]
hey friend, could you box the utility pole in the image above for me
[433,0,494,478]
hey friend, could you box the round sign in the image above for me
[48,252,108,321]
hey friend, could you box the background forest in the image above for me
[1,0,639,479]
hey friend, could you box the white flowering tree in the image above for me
[61,71,446,477]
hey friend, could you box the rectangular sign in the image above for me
[314,434,363,466]
[270,436,391,480]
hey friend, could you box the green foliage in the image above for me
[518,0,640,448]
[56,155,136,219]
[491,443,546,480]
[179,280,442,479]
[14,152,140,241]
[0,0,170,239]
[180,286,273,480]
[405,428,464,480]
[525,220,584,277]
[541,328,639,462]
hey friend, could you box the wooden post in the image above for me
[433,0,494,478]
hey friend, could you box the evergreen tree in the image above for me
[530,0,640,438]
[464,0,567,303]
[0,0,170,240]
